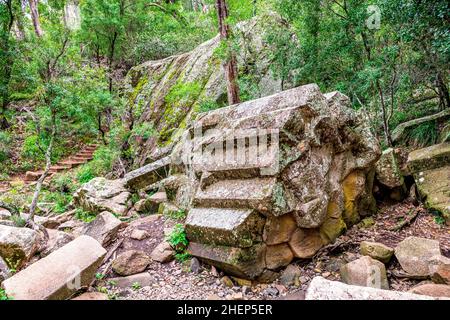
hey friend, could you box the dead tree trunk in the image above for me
[28,0,43,37]
[27,112,56,225]
[216,0,240,105]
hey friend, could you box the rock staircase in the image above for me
[24,143,99,183]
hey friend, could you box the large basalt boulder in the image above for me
[1,236,106,300]
[0,225,39,270]
[73,177,132,215]
[407,143,450,224]
[168,84,381,279]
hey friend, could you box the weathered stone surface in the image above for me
[82,211,123,247]
[188,242,266,279]
[305,277,439,300]
[41,229,75,258]
[150,241,174,263]
[360,241,394,263]
[72,292,109,300]
[375,148,404,188]
[0,256,10,284]
[0,225,39,269]
[407,142,450,173]
[409,283,450,298]
[340,256,389,289]
[0,209,11,220]
[265,244,294,270]
[279,264,301,287]
[108,272,153,288]
[124,157,171,190]
[185,207,264,248]
[134,199,157,214]
[130,229,150,241]
[2,235,106,300]
[432,264,450,285]
[73,177,131,215]
[395,236,442,277]
[288,228,323,259]
[263,214,297,245]
[112,250,151,276]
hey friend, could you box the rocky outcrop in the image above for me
[407,143,450,224]
[73,178,132,215]
[165,84,380,279]
[0,225,39,270]
[1,236,106,300]
[305,277,440,300]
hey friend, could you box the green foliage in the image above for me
[198,99,220,113]
[166,223,189,254]
[76,146,119,183]
[131,282,142,290]
[404,121,438,148]
[166,208,187,221]
[174,252,191,262]
[0,131,12,162]
[10,215,26,228]
[74,209,97,223]
[0,288,12,300]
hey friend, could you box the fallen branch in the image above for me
[388,209,419,232]
[392,109,450,142]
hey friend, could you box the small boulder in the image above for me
[130,229,150,241]
[134,198,158,214]
[375,148,404,189]
[41,229,74,258]
[409,283,450,298]
[340,256,389,289]
[265,244,294,270]
[431,264,450,285]
[150,241,174,263]
[280,264,301,287]
[108,272,153,288]
[190,257,201,274]
[0,225,39,269]
[288,228,323,259]
[360,241,394,263]
[112,250,151,276]
[0,209,11,220]
[72,292,109,300]
[82,211,123,247]
[221,276,234,288]
[394,236,442,276]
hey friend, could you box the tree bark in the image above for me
[376,80,393,147]
[436,71,450,110]
[28,0,43,37]
[216,0,240,105]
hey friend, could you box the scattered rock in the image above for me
[41,229,75,257]
[340,256,389,289]
[305,277,439,300]
[409,283,450,298]
[130,229,150,241]
[108,272,153,288]
[134,199,158,214]
[211,265,219,277]
[263,287,279,297]
[231,292,244,300]
[72,292,109,300]
[394,236,442,276]
[124,157,171,190]
[0,209,11,220]
[112,250,151,276]
[360,241,394,263]
[0,224,39,269]
[375,148,405,189]
[280,264,301,286]
[150,241,174,263]
[265,243,294,270]
[190,257,201,274]
[73,177,132,215]
[231,277,252,287]
[2,235,106,300]
[221,276,234,288]
[82,211,123,247]
[432,264,450,285]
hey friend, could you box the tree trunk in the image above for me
[108,32,118,93]
[436,71,450,110]
[216,0,240,105]
[28,0,43,37]
[376,80,393,147]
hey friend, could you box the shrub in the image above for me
[166,223,189,256]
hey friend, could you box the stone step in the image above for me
[193,177,288,215]
[185,207,265,248]
[2,235,106,300]
[70,156,92,162]
[49,165,71,173]
[124,156,171,190]
[58,160,85,168]
[24,171,44,182]
[407,142,450,173]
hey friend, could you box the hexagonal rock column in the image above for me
[174,84,380,279]
[2,236,106,300]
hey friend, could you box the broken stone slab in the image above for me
[375,148,405,189]
[407,142,450,174]
[360,241,394,263]
[112,250,151,276]
[340,256,389,290]
[108,272,153,288]
[185,207,265,248]
[41,229,75,258]
[2,235,106,300]
[73,177,132,215]
[432,264,450,285]
[124,156,171,190]
[394,236,443,277]
[193,177,289,216]
[305,276,440,300]
[409,283,450,298]
[414,166,450,224]
[0,225,39,269]
[188,242,266,280]
[81,211,124,247]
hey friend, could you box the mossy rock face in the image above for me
[0,225,39,270]
[407,142,450,173]
[375,148,404,188]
